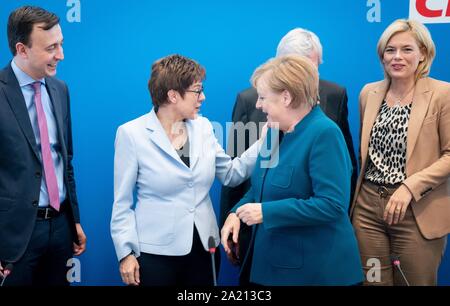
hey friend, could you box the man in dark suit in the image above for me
[0,6,86,286]
[220,28,357,284]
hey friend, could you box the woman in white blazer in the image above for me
[111,54,261,285]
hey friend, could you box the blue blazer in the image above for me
[233,106,363,285]
[0,64,80,263]
[111,109,258,260]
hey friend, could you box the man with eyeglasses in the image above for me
[220,28,357,285]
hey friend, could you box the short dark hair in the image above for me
[7,6,60,56]
[149,54,206,109]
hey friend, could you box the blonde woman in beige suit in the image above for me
[351,19,450,286]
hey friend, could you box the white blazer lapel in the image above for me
[146,109,183,164]
[185,119,199,169]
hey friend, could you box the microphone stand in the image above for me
[208,236,217,286]
[210,252,217,286]
[391,255,410,286]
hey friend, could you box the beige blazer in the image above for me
[351,77,450,239]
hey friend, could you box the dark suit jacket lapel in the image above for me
[1,65,40,160]
[45,77,68,162]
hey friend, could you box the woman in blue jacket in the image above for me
[221,55,363,285]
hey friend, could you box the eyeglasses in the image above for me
[186,87,204,98]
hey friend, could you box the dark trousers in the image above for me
[4,211,73,286]
[137,226,220,286]
[237,224,252,286]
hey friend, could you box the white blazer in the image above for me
[111,109,258,260]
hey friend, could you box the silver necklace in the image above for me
[389,86,415,107]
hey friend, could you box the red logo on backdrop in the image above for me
[416,0,450,17]
[410,0,450,23]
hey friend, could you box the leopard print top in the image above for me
[364,100,412,185]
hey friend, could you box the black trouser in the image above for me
[4,210,73,286]
[137,226,220,286]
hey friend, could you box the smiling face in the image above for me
[255,72,290,131]
[16,23,64,80]
[178,81,205,120]
[382,31,424,83]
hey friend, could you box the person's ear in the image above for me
[167,89,178,104]
[282,90,292,107]
[15,43,28,58]
[419,47,426,62]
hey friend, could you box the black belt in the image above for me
[37,200,68,220]
[364,180,402,198]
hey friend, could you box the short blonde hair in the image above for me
[377,19,435,81]
[251,55,319,109]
